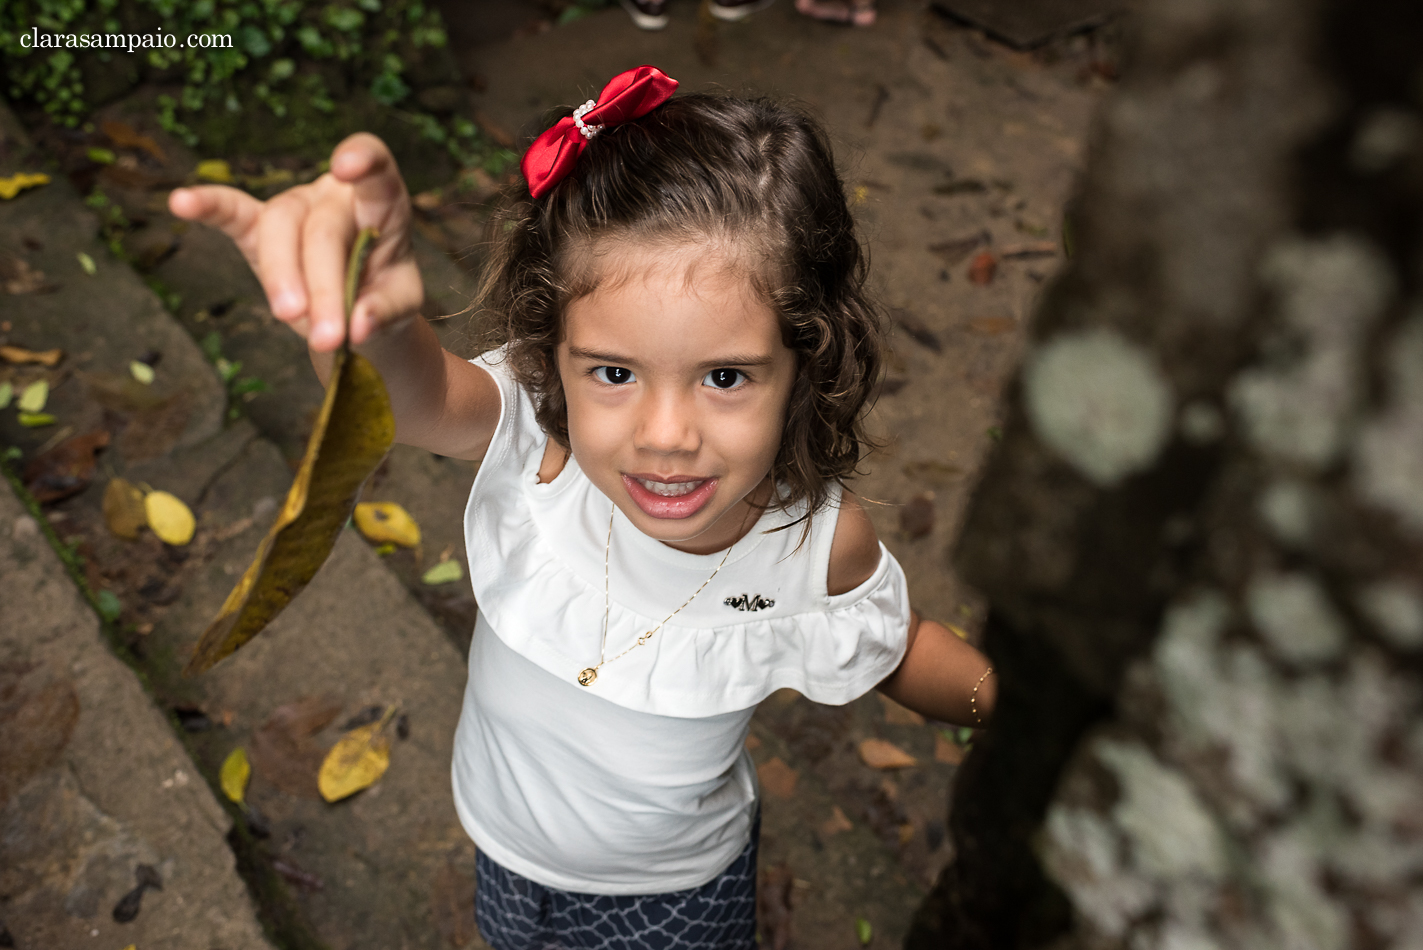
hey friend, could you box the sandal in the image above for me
[794,0,875,26]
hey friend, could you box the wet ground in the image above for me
[0,2,1110,947]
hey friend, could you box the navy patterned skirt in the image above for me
[473,814,759,950]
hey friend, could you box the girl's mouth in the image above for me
[623,475,718,519]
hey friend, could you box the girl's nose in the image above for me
[635,389,701,455]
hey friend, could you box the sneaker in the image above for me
[709,0,776,22]
[618,0,669,30]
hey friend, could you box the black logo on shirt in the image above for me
[724,594,775,612]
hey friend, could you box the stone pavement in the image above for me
[0,2,1109,947]
[1,477,274,950]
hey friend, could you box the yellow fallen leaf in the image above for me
[18,379,48,412]
[103,477,149,540]
[196,159,234,183]
[0,172,50,200]
[354,501,420,547]
[76,252,96,276]
[145,490,196,545]
[17,412,55,427]
[130,360,156,385]
[318,709,394,802]
[220,747,251,805]
[857,738,917,770]
[0,345,63,366]
[421,559,462,585]
[948,623,970,641]
[186,229,392,676]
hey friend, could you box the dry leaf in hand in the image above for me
[757,862,795,950]
[318,707,396,802]
[23,430,110,503]
[858,738,917,770]
[145,490,196,545]
[186,229,392,676]
[250,696,341,799]
[103,477,148,539]
[0,345,62,365]
[220,747,251,805]
[354,501,421,547]
[756,757,799,800]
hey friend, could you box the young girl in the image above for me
[171,65,994,950]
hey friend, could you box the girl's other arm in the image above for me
[168,134,500,461]
[829,494,997,726]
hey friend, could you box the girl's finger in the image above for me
[255,189,316,326]
[168,185,265,263]
[301,203,359,352]
[349,260,424,345]
[330,133,411,237]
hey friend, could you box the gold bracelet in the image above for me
[970,667,994,727]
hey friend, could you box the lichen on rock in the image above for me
[1229,235,1393,468]
[1024,328,1175,486]
[1245,572,1348,664]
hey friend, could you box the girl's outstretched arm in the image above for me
[829,494,997,727]
[168,134,500,461]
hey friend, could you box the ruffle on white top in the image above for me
[463,349,911,719]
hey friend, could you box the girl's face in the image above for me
[557,244,797,555]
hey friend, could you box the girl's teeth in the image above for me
[637,478,703,497]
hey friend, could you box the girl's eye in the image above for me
[592,366,635,385]
[703,368,746,390]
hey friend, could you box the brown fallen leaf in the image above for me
[103,477,148,540]
[757,862,795,950]
[935,733,966,765]
[0,260,58,295]
[0,344,62,366]
[249,696,341,799]
[999,240,1058,259]
[879,694,926,726]
[744,733,762,751]
[22,430,110,503]
[902,460,964,486]
[968,251,999,285]
[186,229,394,675]
[101,120,166,162]
[968,316,1016,336]
[272,857,324,892]
[858,738,918,770]
[820,805,853,837]
[900,493,935,539]
[928,230,989,265]
[891,308,941,353]
[757,757,799,800]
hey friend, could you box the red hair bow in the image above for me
[520,65,679,199]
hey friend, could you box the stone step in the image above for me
[0,478,274,950]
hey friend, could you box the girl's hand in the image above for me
[167,133,422,353]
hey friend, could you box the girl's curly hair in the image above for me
[475,91,885,523]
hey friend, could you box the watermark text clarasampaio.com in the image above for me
[16,27,232,53]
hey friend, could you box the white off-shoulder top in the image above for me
[450,349,911,893]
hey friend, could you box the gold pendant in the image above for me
[577,667,598,687]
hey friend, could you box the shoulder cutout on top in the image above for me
[826,491,881,596]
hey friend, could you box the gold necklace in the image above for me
[577,506,734,687]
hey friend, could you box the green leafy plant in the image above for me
[0,0,511,170]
